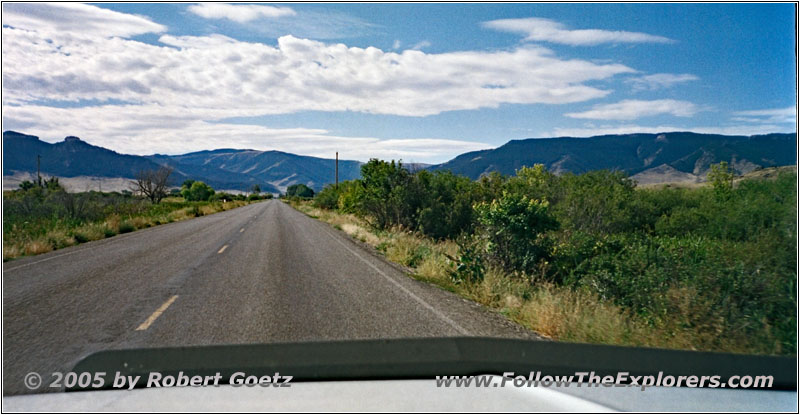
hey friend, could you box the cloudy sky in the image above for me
[1,3,796,163]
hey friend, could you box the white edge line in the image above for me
[320,227,470,336]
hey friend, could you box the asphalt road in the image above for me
[3,200,539,395]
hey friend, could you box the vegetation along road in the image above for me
[3,199,539,395]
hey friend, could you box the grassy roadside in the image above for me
[3,195,259,261]
[288,199,765,353]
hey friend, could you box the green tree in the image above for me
[252,184,261,195]
[505,164,559,203]
[708,161,734,200]
[182,181,215,201]
[415,170,479,239]
[357,159,415,229]
[314,184,340,210]
[286,183,315,198]
[18,180,35,191]
[474,191,559,274]
[555,170,636,235]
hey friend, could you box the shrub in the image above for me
[555,170,637,235]
[118,222,135,233]
[181,181,215,201]
[73,232,90,243]
[314,185,340,210]
[448,237,485,284]
[286,183,315,198]
[708,161,734,200]
[356,159,416,229]
[474,192,558,274]
[414,170,479,239]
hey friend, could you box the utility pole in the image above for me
[36,154,41,187]
[335,152,339,190]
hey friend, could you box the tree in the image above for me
[18,180,35,191]
[132,167,172,204]
[252,184,261,195]
[357,159,415,229]
[474,192,559,274]
[182,181,215,201]
[286,183,315,198]
[708,161,734,200]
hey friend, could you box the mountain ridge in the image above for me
[4,130,796,192]
[432,131,796,182]
[2,131,361,193]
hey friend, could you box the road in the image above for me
[3,200,539,395]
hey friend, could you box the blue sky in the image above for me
[2,3,796,163]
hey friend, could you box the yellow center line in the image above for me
[218,245,228,254]
[135,295,178,331]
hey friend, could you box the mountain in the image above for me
[6,130,796,193]
[2,131,360,193]
[3,131,172,180]
[431,132,797,182]
[160,149,362,192]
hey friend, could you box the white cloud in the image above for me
[565,99,701,120]
[1,3,166,38]
[2,7,643,161]
[411,40,431,50]
[392,40,401,50]
[483,17,673,46]
[550,124,794,138]
[187,3,295,23]
[2,104,489,162]
[732,106,796,124]
[2,27,634,116]
[159,34,239,49]
[627,73,698,91]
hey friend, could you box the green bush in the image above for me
[292,159,797,354]
[314,185,340,210]
[286,183,315,198]
[554,170,637,235]
[448,237,486,284]
[474,191,558,274]
[181,181,215,201]
[118,222,135,233]
[73,232,90,243]
[414,170,478,239]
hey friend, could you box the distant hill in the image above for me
[160,149,362,192]
[2,131,361,193]
[3,131,172,181]
[5,130,796,193]
[431,132,797,183]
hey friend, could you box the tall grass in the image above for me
[3,191,255,261]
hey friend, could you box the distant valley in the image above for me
[3,130,796,193]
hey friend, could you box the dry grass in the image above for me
[4,199,257,261]
[287,199,716,352]
[24,238,53,256]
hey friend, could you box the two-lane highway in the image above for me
[3,200,539,395]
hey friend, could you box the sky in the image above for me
[1,3,796,163]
